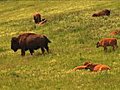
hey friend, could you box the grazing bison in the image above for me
[92,9,110,17]
[84,62,110,72]
[11,33,51,56]
[96,38,118,51]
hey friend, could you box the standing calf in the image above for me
[96,38,118,51]
[11,33,51,56]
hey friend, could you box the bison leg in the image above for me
[41,47,45,54]
[112,46,115,51]
[45,45,49,53]
[21,49,25,56]
[29,49,34,55]
[104,47,107,51]
[113,45,118,51]
[115,45,118,49]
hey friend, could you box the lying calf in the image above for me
[84,62,111,72]
[72,62,110,72]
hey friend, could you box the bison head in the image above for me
[84,61,91,66]
[11,37,19,52]
[92,13,99,17]
[92,14,97,17]
[33,14,41,24]
[84,62,96,71]
[85,63,93,70]
[96,42,100,48]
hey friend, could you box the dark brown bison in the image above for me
[84,62,110,72]
[33,13,47,25]
[72,62,91,71]
[11,33,51,56]
[96,38,118,51]
[92,9,110,17]
[33,13,41,24]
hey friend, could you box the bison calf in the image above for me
[84,62,110,72]
[11,33,51,56]
[96,38,118,51]
[71,61,110,72]
[92,9,110,17]
[109,30,120,36]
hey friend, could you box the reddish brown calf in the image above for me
[96,38,118,51]
[84,62,110,72]
[72,62,110,72]
[109,30,120,35]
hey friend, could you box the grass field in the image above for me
[0,0,120,90]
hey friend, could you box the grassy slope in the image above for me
[0,0,120,90]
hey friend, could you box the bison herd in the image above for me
[10,9,119,72]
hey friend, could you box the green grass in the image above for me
[0,0,120,90]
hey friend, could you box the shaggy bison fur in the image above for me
[92,9,110,17]
[96,38,118,51]
[11,33,51,56]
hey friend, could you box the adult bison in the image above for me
[11,33,51,56]
[33,13,47,25]
[33,13,41,24]
[92,9,110,17]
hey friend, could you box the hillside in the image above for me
[0,0,120,90]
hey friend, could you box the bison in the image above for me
[92,9,110,17]
[96,38,118,51]
[109,30,120,36]
[84,62,110,72]
[72,61,110,72]
[11,33,51,56]
[33,13,41,24]
[33,13,47,25]
[73,65,87,71]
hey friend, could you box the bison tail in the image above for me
[44,36,51,43]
